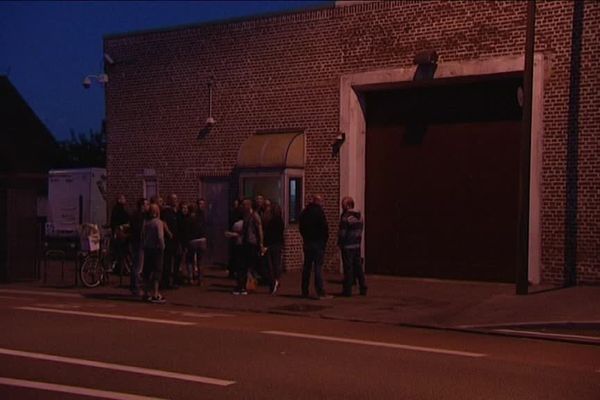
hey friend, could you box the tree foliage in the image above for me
[55,125,106,168]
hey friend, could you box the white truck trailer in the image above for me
[46,168,107,237]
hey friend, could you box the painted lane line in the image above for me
[494,329,600,342]
[0,295,35,301]
[0,377,166,400]
[262,330,486,358]
[0,348,236,387]
[16,306,196,326]
[168,311,234,318]
[0,289,80,298]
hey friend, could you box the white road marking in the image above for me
[0,295,34,301]
[0,376,166,400]
[0,289,80,298]
[16,307,196,326]
[494,329,600,342]
[0,348,236,387]
[34,303,82,309]
[262,330,486,358]
[168,311,234,318]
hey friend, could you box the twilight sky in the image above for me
[0,1,331,141]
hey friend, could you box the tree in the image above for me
[55,123,106,168]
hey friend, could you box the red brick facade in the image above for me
[104,1,599,284]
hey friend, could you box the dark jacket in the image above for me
[190,210,207,240]
[110,204,129,231]
[161,206,178,243]
[129,210,146,247]
[178,213,195,244]
[299,203,329,245]
[264,215,284,246]
[338,210,363,250]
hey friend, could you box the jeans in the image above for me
[237,244,259,291]
[267,244,283,281]
[130,243,144,292]
[143,248,164,286]
[186,241,204,281]
[302,242,325,296]
[341,248,367,295]
[162,241,178,287]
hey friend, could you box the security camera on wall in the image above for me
[82,77,92,89]
[206,116,216,126]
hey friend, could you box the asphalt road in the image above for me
[0,289,599,399]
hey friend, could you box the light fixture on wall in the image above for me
[332,132,345,156]
[82,74,108,89]
[206,77,216,127]
[413,50,438,81]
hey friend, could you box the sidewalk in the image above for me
[6,265,600,342]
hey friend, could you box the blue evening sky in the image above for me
[0,1,332,141]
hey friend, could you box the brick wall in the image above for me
[105,1,600,284]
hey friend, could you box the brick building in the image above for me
[104,1,599,285]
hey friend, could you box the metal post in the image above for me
[516,0,536,295]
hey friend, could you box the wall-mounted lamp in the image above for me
[332,132,345,156]
[206,78,216,127]
[413,50,438,81]
[83,73,108,89]
[198,78,217,139]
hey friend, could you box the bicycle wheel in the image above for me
[80,255,103,288]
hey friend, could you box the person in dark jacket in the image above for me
[233,198,266,295]
[177,202,194,284]
[129,198,149,296]
[338,196,367,296]
[188,201,207,284]
[110,194,130,275]
[298,194,330,299]
[160,194,179,289]
[264,202,285,295]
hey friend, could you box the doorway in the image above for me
[365,75,522,282]
[200,179,230,266]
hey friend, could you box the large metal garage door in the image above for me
[365,74,522,282]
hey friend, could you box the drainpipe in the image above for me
[516,0,536,295]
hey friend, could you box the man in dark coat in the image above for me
[338,196,367,296]
[161,194,179,289]
[298,194,330,299]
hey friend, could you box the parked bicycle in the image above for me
[79,225,132,288]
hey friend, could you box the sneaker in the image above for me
[318,294,333,300]
[150,295,166,304]
[271,280,280,295]
[232,290,248,296]
[359,287,368,296]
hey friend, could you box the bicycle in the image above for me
[79,228,132,288]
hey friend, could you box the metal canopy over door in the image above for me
[200,179,230,266]
[365,74,522,282]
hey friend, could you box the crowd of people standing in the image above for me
[109,192,366,303]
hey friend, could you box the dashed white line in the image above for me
[0,347,236,387]
[16,306,196,326]
[0,376,166,400]
[262,330,487,358]
[0,289,80,298]
[494,329,600,342]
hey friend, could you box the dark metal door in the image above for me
[201,179,230,266]
[365,76,522,282]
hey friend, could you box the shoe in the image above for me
[340,292,352,297]
[317,294,333,300]
[233,290,248,296]
[150,295,166,304]
[360,287,368,296]
[271,280,280,295]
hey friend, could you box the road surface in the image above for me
[0,288,598,399]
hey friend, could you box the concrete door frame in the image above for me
[339,54,545,284]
